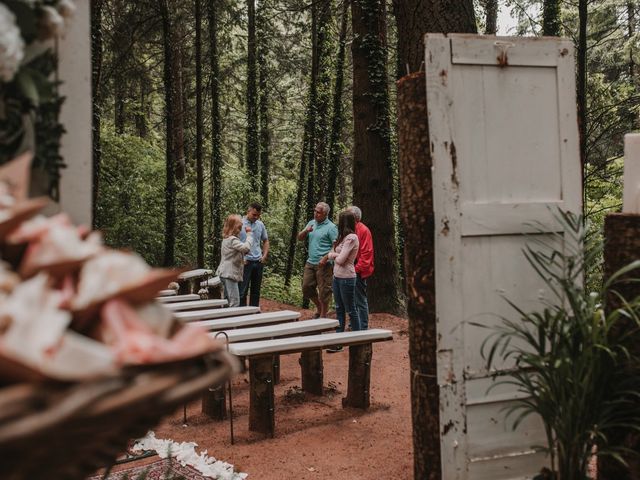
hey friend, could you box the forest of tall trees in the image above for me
[92,0,640,312]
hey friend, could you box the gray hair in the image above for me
[316,202,330,215]
[348,205,362,221]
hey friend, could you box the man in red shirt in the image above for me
[349,206,374,329]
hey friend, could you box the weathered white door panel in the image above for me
[426,34,582,480]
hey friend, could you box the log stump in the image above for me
[600,213,640,480]
[300,350,323,395]
[248,356,275,435]
[342,344,372,409]
[201,385,226,420]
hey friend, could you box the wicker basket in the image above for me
[0,349,237,480]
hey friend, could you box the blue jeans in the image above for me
[333,276,360,332]
[220,277,240,307]
[240,260,264,307]
[355,274,369,329]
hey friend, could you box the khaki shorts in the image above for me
[302,262,333,304]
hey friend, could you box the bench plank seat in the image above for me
[189,310,299,330]
[156,294,200,303]
[200,276,221,287]
[234,328,393,436]
[211,318,338,343]
[229,329,392,357]
[175,306,260,322]
[178,268,213,280]
[157,289,177,297]
[164,299,228,311]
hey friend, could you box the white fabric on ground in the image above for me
[133,431,248,480]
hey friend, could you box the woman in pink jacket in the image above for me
[326,210,360,352]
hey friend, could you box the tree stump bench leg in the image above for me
[249,355,275,436]
[342,344,372,409]
[273,355,281,385]
[300,349,323,395]
[201,385,226,420]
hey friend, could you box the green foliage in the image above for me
[96,131,165,266]
[480,210,640,480]
[261,273,304,306]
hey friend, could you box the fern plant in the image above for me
[480,210,640,480]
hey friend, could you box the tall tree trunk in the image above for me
[577,0,587,177]
[398,71,440,480]
[171,20,186,181]
[326,0,349,215]
[258,1,270,208]
[484,0,498,34]
[392,3,476,479]
[246,0,260,190]
[134,76,149,138]
[391,0,476,76]
[208,0,223,268]
[313,0,333,201]
[306,3,319,220]
[91,0,103,229]
[161,0,176,267]
[543,0,562,36]
[285,117,311,287]
[629,2,636,79]
[195,0,205,267]
[113,0,128,134]
[351,0,402,314]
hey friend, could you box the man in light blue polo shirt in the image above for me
[297,202,338,318]
[238,202,269,306]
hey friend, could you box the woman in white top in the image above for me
[326,210,360,352]
[216,214,253,307]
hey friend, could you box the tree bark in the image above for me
[208,0,223,268]
[195,0,205,267]
[397,71,441,480]
[285,101,312,287]
[577,0,587,179]
[171,19,186,181]
[161,0,176,267]
[326,0,349,215]
[351,0,402,314]
[543,0,562,36]
[258,1,271,208]
[246,0,260,190]
[484,0,498,34]
[629,3,636,81]
[600,213,640,480]
[91,0,103,229]
[391,0,476,76]
[313,0,332,201]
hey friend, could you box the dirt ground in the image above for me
[142,298,413,479]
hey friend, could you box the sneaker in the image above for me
[326,345,343,353]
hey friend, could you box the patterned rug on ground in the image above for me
[88,458,211,480]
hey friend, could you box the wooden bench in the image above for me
[177,269,213,295]
[164,299,228,312]
[210,318,338,343]
[228,329,393,436]
[155,293,200,303]
[157,289,177,297]
[200,276,221,288]
[175,306,260,322]
[190,310,299,331]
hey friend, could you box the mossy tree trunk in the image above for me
[351,0,402,314]
[208,0,223,268]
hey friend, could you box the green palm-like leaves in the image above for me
[480,209,640,480]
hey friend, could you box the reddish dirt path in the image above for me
[147,299,413,479]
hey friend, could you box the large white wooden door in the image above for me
[425,34,582,479]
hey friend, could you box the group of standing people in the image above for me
[216,203,269,308]
[215,201,374,351]
[297,202,374,352]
